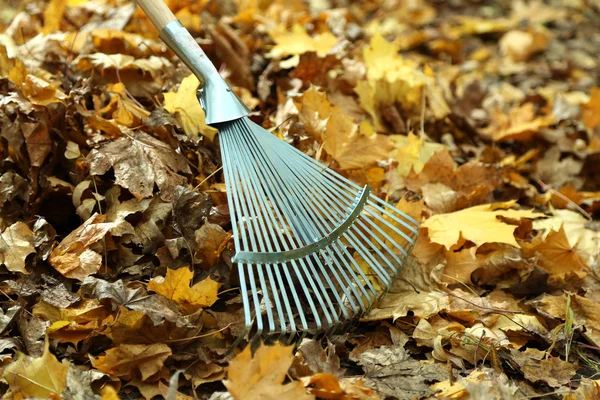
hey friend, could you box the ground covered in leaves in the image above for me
[1,0,600,399]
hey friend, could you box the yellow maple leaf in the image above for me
[391,132,445,178]
[148,267,220,314]
[3,339,70,398]
[355,33,426,131]
[224,343,314,400]
[422,200,544,249]
[269,24,337,58]
[163,74,218,141]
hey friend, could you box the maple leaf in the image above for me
[531,225,588,283]
[422,200,544,250]
[87,130,191,200]
[269,24,337,59]
[355,32,426,131]
[163,74,218,141]
[323,106,393,169]
[391,132,445,178]
[3,339,70,398]
[91,343,172,381]
[224,342,314,400]
[49,213,116,281]
[296,86,393,169]
[0,221,35,274]
[148,267,220,314]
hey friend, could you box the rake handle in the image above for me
[136,0,176,31]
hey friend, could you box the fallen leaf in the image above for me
[422,200,543,249]
[3,339,70,398]
[355,32,426,130]
[510,348,578,388]
[49,213,116,280]
[0,221,35,274]
[269,24,337,58]
[163,74,217,140]
[224,342,314,400]
[91,343,172,381]
[352,345,446,400]
[391,132,445,178]
[322,106,393,169]
[87,130,191,200]
[148,267,220,314]
[532,293,600,347]
[532,225,588,283]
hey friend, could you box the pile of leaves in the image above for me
[1,0,600,398]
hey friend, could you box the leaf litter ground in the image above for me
[1,0,600,399]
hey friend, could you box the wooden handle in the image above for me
[136,0,177,31]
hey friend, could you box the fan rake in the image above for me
[137,0,419,346]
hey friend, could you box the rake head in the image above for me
[217,117,419,346]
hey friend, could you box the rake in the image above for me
[137,0,419,346]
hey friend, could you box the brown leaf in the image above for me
[509,348,578,388]
[88,131,191,200]
[91,343,172,381]
[351,345,446,400]
[49,214,116,281]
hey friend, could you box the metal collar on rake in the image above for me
[232,186,371,264]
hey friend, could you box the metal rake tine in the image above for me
[239,123,356,322]
[251,127,376,311]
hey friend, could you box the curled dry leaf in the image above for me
[49,213,116,281]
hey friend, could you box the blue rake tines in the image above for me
[218,118,419,347]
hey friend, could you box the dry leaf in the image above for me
[88,130,191,200]
[510,348,578,388]
[49,213,115,281]
[0,221,35,274]
[148,267,220,314]
[163,74,217,141]
[91,343,172,381]
[224,343,314,400]
[269,24,337,58]
[3,339,70,398]
[422,200,543,249]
